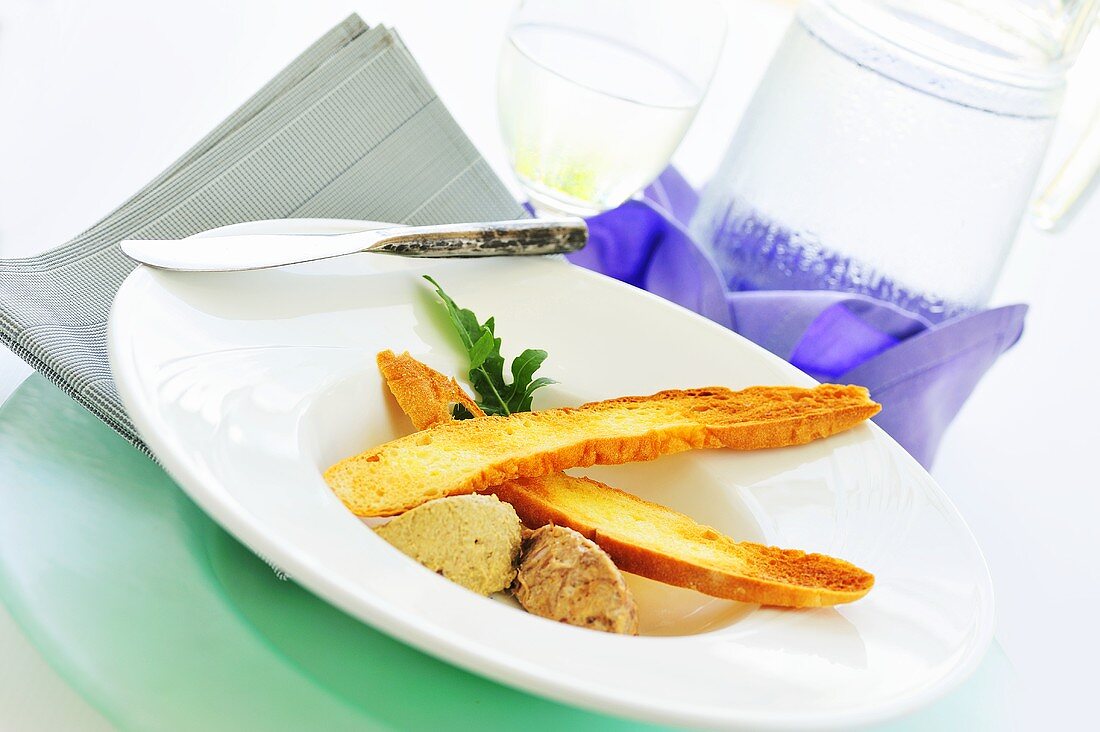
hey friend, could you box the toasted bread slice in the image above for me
[326,356,880,518]
[493,475,872,607]
[374,352,874,607]
[377,350,480,430]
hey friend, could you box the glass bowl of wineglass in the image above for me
[497,0,726,217]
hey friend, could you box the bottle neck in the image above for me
[802,0,1089,117]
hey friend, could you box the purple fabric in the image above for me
[567,168,1027,467]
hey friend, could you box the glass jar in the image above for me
[691,0,1098,321]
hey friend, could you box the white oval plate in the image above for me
[109,219,993,731]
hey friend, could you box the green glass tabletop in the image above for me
[0,376,1011,731]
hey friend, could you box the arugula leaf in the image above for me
[424,275,556,416]
[450,402,476,420]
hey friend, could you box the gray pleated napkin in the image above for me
[0,15,524,452]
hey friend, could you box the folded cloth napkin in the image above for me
[571,169,1027,468]
[0,15,524,453]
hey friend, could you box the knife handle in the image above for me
[365,217,587,258]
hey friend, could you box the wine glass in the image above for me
[497,0,726,217]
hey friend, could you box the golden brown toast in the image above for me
[492,475,873,607]
[326,354,880,519]
[364,351,875,607]
[377,349,480,430]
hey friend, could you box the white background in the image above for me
[0,0,1098,729]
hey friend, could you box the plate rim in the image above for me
[107,218,996,730]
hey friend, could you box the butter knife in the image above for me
[119,218,587,272]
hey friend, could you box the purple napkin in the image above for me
[568,169,1027,467]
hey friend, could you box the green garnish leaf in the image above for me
[450,402,476,420]
[507,349,550,411]
[424,275,556,416]
[468,330,495,369]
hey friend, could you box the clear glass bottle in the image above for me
[691,0,1098,322]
